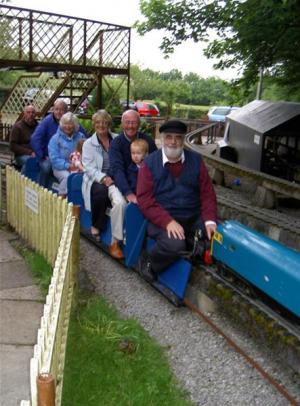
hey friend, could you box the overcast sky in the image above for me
[10,0,237,81]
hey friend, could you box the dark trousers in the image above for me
[38,159,52,188]
[90,182,110,232]
[147,216,204,273]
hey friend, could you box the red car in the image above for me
[135,101,160,117]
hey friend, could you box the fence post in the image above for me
[37,373,55,406]
[71,204,80,299]
[5,168,78,406]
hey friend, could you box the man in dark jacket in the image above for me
[137,120,217,281]
[109,109,157,204]
[31,100,68,187]
[10,105,38,173]
[31,99,87,187]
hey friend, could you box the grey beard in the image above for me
[163,146,183,160]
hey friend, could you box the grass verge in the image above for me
[11,238,52,296]
[62,294,193,406]
[11,237,193,405]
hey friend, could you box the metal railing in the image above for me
[0,5,130,73]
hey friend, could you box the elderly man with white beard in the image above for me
[136,120,218,282]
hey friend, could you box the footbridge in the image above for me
[0,4,131,125]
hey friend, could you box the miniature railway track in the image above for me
[217,188,300,235]
[202,264,300,338]
[185,130,300,251]
[184,296,300,406]
[1,144,299,403]
[215,186,300,251]
[82,238,300,405]
[185,128,300,201]
[188,258,300,379]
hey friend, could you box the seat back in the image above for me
[67,173,91,230]
[24,157,40,183]
[123,203,147,267]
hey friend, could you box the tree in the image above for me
[136,0,300,90]
[129,64,233,108]
[160,69,182,81]
[130,65,163,100]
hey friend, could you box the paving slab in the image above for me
[0,261,35,290]
[0,344,32,406]
[0,285,43,301]
[0,229,17,242]
[0,300,43,345]
[0,240,22,262]
[0,230,44,405]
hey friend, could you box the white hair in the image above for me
[59,112,79,132]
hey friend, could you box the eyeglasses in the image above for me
[123,121,139,126]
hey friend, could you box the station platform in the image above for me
[0,228,43,406]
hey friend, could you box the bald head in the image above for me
[23,105,36,126]
[122,109,140,122]
[53,99,68,122]
[121,109,140,140]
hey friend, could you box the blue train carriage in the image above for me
[211,220,300,318]
[23,157,60,193]
[67,172,192,306]
[24,160,300,315]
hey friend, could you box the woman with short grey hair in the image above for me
[48,112,85,196]
[82,109,126,259]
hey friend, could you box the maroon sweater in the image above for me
[137,158,217,229]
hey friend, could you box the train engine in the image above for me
[211,221,300,319]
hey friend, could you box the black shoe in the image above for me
[141,261,156,283]
[138,254,156,283]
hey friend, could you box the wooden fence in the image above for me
[0,123,12,143]
[6,167,80,406]
[6,166,69,265]
[29,207,79,406]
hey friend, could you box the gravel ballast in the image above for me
[80,238,300,405]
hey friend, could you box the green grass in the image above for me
[11,239,52,295]
[173,104,209,120]
[10,236,193,405]
[62,294,193,406]
[174,103,209,113]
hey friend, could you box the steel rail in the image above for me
[184,298,300,406]
[217,193,300,236]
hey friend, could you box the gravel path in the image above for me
[80,238,300,406]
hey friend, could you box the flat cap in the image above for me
[159,120,187,134]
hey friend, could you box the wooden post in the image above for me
[211,168,225,186]
[72,204,80,220]
[253,186,276,209]
[37,373,55,406]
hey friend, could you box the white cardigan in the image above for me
[81,131,117,211]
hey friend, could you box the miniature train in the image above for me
[24,158,300,317]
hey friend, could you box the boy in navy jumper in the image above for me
[127,139,149,194]
[137,120,217,281]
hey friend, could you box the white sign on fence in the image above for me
[25,186,39,214]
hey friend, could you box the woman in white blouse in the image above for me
[82,110,126,259]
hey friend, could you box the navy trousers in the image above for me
[147,216,204,273]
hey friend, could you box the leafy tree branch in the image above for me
[135,0,300,88]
